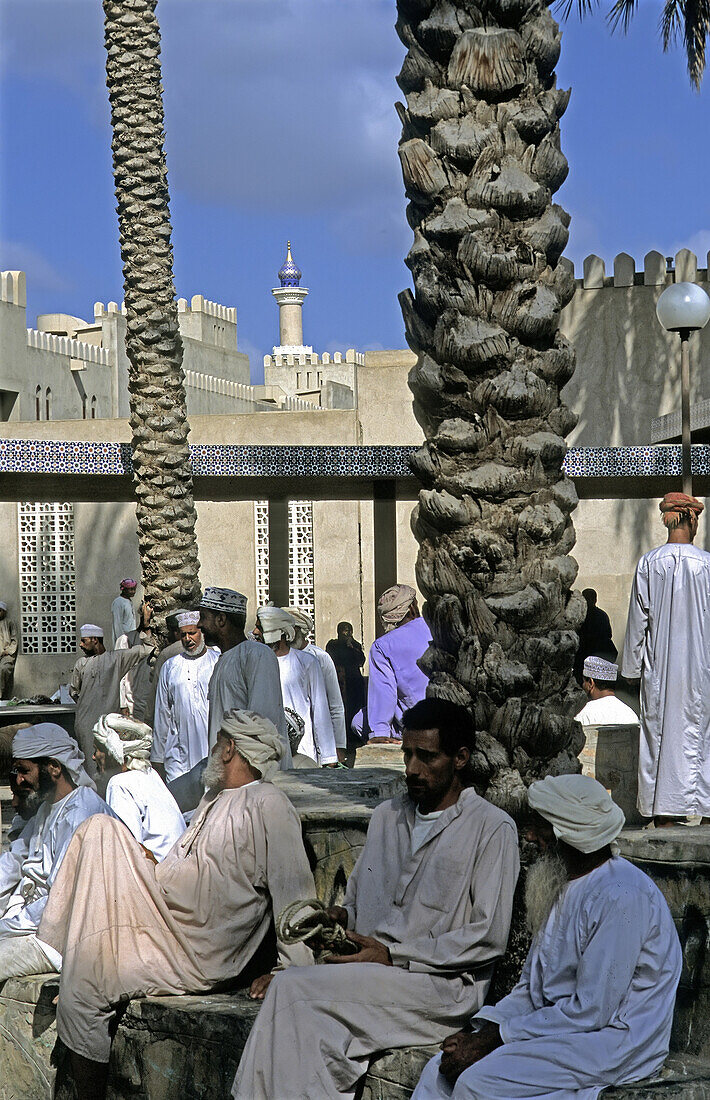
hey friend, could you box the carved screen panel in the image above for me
[254,500,270,610]
[18,501,76,654]
[288,499,315,631]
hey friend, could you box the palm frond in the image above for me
[682,0,710,87]
[607,0,640,33]
[659,0,684,49]
[553,0,600,21]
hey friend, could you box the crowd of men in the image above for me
[0,501,701,1097]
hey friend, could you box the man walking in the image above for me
[622,492,710,825]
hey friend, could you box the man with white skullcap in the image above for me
[198,587,291,769]
[574,655,638,727]
[288,606,347,762]
[70,615,156,776]
[0,723,113,982]
[354,583,432,743]
[0,599,18,699]
[152,610,219,784]
[39,709,316,1100]
[255,605,338,766]
[413,774,681,1100]
[93,713,185,861]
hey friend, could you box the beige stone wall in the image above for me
[358,351,421,446]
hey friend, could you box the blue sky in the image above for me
[1,0,709,381]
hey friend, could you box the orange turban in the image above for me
[659,492,704,530]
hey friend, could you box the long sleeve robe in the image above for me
[71,640,155,772]
[621,542,710,816]
[413,857,681,1100]
[152,647,219,782]
[208,640,292,768]
[367,616,432,739]
[111,595,136,648]
[0,786,114,939]
[105,769,186,861]
[305,642,347,749]
[232,787,519,1100]
[278,647,338,764]
[38,782,315,1062]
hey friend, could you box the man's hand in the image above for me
[141,601,153,626]
[326,905,348,928]
[324,930,392,966]
[248,972,275,1000]
[368,736,399,745]
[439,1025,502,1086]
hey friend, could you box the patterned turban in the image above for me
[93,713,153,772]
[582,656,618,682]
[200,587,247,615]
[13,723,95,789]
[219,709,284,781]
[120,578,137,589]
[257,605,296,644]
[286,606,314,635]
[377,584,416,632]
[80,623,104,638]
[659,492,704,530]
[528,774,625,854]
[176,610,200,627]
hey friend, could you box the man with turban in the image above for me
[111,577,138,648]
[232,698,519,1100]
[255,605,338,766]
[92,713,185,861]
[198,587,291,768]
[0,599,18,699]
[0,723,113,982]
[622,492,710,824]
[288,606,347,762]
[574,656,639,727]
[354,583,432,743]
[152,610,219,784]
[412,774,681,1100]
[38,709,316,1100]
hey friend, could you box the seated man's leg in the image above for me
[0,934,58,983]
[232,962,482,1100]
[412,1053,453,1099]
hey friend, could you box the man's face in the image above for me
[582,676,593,699]
[9,768,41,819]
[180,626,203,652]
[198,609,220,646]
[338,623,353,640]
[401,727,457,812]
[252,619,264,643]
[79,635,102,656]
[121,585,136,601]
[92,742,109,775]
[12,758,55,800]
[0,609,7,622]
[524,812,557,854]
[202,734,229,791]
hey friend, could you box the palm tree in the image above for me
[397,0,586,813]
[103,0,201,632]
[562,1,710,88]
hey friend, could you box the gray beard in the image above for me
[202,753,225,792]
[525,852,569,936]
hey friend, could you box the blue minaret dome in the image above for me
[278,241,302,287]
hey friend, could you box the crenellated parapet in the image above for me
[26,329,111,366]
[566,248,708,290]
[178,295,237,324]
[0,271,26,308]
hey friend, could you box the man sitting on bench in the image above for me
[413,774,682,1099]
[232,697,520,1100]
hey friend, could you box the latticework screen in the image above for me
[254,500,270,610]
[288,499,315,628]
[18,502,76,654]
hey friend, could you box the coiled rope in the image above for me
[276,899,358,962]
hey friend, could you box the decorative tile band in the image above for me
[1,439,709,481]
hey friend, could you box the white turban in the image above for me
[80,623,104,638]
[377,584,416,632]
[0,601,7,612]
[219,709,284,781]
[286,606,313,635]
[93,713,153,772]
[528,774,625,854]
[257,605,296,644]
[13,723,96,790]
[176,610,200,627]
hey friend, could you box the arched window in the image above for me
[81,394,88,420]
[45,387,52,421]
[90,395,97,419]
[35,386,42,421]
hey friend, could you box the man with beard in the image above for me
[231,697,519,1100]
[0,723,113,982]
[38,710,315,1100]
[152,610,219,783]
[412,774,681,1100]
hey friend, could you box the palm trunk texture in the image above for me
[397,0,586,813]
[103,0,201,630]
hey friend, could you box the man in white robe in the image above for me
[152,611,219,782]
[142,612,185,728]
[412,774,681,1100]
[38,710,315,1100]
[256,605,338,766]
[0,723,113,982]
[198,587,291,767]
[92,713,185,861]
[288,605,347,762]
[574,656,638,727]
[110,578,138,648]
[70,621,155,775]
[0,600,18,699]
[232,697,519,1100]
[622,492,710,823]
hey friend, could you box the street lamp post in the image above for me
[656,282,710,495]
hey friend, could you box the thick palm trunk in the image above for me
[397,0,585,813]
[103,0,200,630]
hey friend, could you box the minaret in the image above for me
[272,242,311,353]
